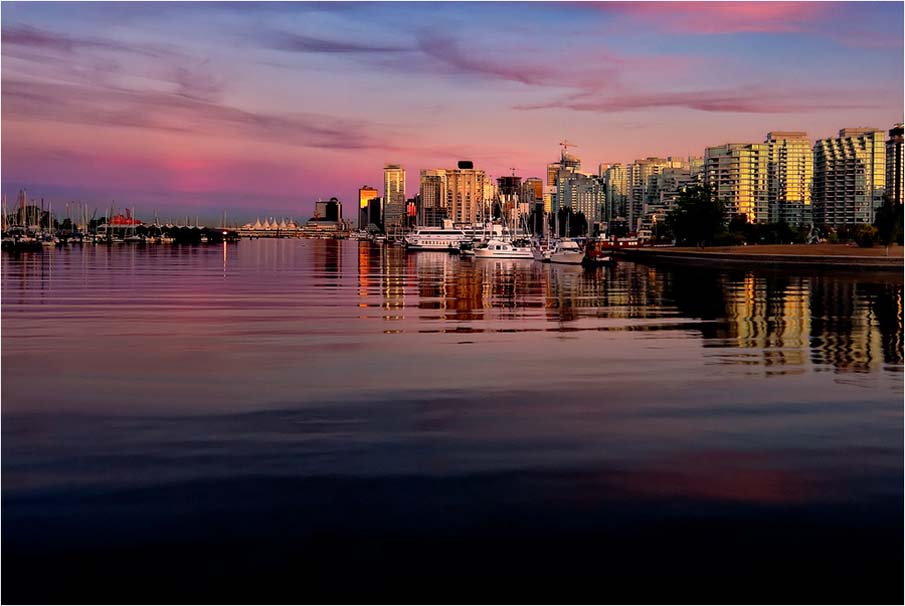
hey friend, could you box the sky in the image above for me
[2,1,903,222]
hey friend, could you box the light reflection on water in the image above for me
[2,239,902,601]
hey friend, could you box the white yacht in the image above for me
[473,238,534,259]
[404,226,468,251]
[549,239,584,264]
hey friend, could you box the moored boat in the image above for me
[549,239,584,264]
[473,238,534,259]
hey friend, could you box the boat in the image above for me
[473,238,534,259]
[583,238,615,265]
[532,239,554,262]
[39,232,60,247]
[549,239,584,264]
[404,226,469,251]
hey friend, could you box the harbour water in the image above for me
[2,240,903,601]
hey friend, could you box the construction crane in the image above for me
[559,139,578,162]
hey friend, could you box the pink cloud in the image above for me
[515,85,876,114]
[597,1,828,34]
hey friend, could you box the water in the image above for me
[3,240,902,601]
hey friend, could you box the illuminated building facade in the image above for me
[603,164,628,222]
[445,163,487,224]
[704,143,769,223]
[766,132,813,225]
[813,128,886,225]
[886,123,904,205]
[419,169,447,227]
[358,185,379,229]
[383,164,406,228]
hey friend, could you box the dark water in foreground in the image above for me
[3,240,903,602]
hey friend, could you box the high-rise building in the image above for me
[358,185,379,229]
[367,198,382,227]
[419,169,447,227]
[383,164,406,228]
[766,132,813,225]
[557,171,605,225]
[496,175,522,223]
[704,143,769,223]
[602,164,628,222]
[314,197,342,222]
[445,162,487,224]
[644,160,703,223]
[522,177,544,204]
[627,158,671,230]
[812,128,886,226]
[886,123,904,205]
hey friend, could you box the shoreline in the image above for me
[618,244,904,271]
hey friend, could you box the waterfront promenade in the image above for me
[620,244,904,270]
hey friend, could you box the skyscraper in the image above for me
[445,162,487,224]
[627,158,670,230]
[358,185,379,229]
[419,169,447,227]
[522,177,544,204]
[383,164,406,228]
[704,143,769,223]
[812,128,886,226]
[766,132,813,225]
[602,164,628,222]
[886,123,904,205]
[557,171,605,227]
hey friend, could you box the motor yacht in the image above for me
[549,239,584,264]
[473,238,534,259]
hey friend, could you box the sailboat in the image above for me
[473,191,533,259]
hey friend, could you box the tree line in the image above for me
[662,184,903,248]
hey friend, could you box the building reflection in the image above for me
[350,242,902,372]
[660,266,903,374]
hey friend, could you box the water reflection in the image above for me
[3,240,901,602]
[347,241,902,375]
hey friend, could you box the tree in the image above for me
[665,184,725,247]
[853,224,878,248]
[873,195,903,254]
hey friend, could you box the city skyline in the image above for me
[2,1,903,221]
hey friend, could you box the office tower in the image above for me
[383,164,406,228]
[887,123,904,205]
[367,197,382,227]
[704,143,769,223]
[603,164,628,222]
[445,162,487,224]
[765,132,813,225]
[358,185,379,229]
[419,169,447,227]
[813,128,886,226]
[522,177,544,204]
[314,197,342,222]
[547,151,580,186]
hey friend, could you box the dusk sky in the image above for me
[2,1,903,222]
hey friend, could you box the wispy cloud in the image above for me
[266,31,411,54]
[515,85,876,114]
[2,24,173,57]
[1,78,393,151]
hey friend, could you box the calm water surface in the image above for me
[3,240,903,601]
